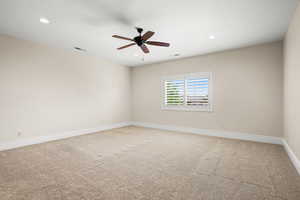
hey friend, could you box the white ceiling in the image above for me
[0,0,298,67]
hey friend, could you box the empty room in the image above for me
[1,0,300,199]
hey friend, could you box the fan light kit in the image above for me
[112,27,170,54]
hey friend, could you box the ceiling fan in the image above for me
[112,27,170,54]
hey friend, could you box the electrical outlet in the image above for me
[17,131,22,137]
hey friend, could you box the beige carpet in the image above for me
[0,126,299,200]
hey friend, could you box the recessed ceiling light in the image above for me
[40,18,50,24]
[209,35,215,40]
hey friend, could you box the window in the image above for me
[162,72,213,111]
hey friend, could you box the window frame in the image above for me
[161,72,213,112]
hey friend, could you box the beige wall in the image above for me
[132,42,283,137]
[0,35,131,143]
[284,3,300,159]
[0,34,286,145]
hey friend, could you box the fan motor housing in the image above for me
[134,36,144,46]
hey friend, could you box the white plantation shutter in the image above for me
[186,78,209,106]
[162,73,212,111]
[165,80,185,105]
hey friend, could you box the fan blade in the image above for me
[146,41,170,47]
[140,44,150,54]
[117,43,136,50]
[112,35,133,41]
[142,31,155,41]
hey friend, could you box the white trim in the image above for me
[131,121,283,145]
[161,105,212,112]
[282,140,300,175]
[0,122,131,151]
[131,121,300,175]
[1,121,299,175]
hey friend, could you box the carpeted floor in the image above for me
[0,126,299,200]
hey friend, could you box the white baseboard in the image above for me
[0,122,131,151]
[131,121,300,175]
[1,120,299,175]
[282,140,300,175]
[131,121,283,145]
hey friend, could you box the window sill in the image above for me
[161,106,213,112]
